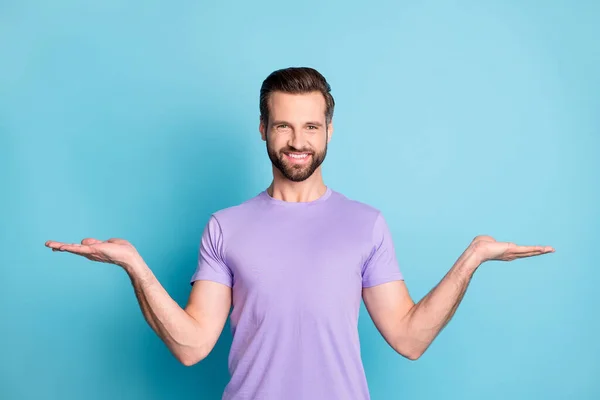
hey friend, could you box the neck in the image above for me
[267,169,328,203]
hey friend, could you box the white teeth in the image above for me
[289,153,308,159]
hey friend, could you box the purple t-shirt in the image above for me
[190,187,404,399]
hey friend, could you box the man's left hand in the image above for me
[469,235,555,264]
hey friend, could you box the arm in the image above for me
[45,238,231,366]
[127,257,231,366]
[363,235,554,360]
[363,246,477,360]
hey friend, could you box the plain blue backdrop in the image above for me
[1,0,598,399]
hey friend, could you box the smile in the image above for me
[284,152,312,163]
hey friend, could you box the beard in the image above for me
[267,137,328,182]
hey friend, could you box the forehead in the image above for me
[268,91,326,122]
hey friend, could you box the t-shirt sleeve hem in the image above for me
[190,272,233,287]
[362,272,404,288]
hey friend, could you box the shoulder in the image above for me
[205,191,265,229]
[329,189,383,218]
[326,189,388,234]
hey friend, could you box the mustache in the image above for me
[280,147,314,154]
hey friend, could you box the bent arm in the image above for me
[126,257,231,366]
[363,247,479,360]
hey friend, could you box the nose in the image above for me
[289,131,307,151]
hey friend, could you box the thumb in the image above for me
[81,238,102,245]
[107,238,128,244]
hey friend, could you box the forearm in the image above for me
[124,258,207,365]
[399,247,480,358]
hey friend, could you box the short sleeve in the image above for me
[361,212,404,288]
[190,215,233,287]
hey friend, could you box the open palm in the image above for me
[471,235,554,263]
[45,238,140,267]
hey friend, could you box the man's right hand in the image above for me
[45,236,232,366]
[45,238,142,269]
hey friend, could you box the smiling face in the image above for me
[260,91,333,182]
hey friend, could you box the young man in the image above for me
[45,67,554,399]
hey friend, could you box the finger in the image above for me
[58,244,94,255]
[513,245,541,253]
[513,245,554,254]
[81,238,102,245]
[46,241,70,249]
[512,248,555,259]
[513,251,545,259]
[107,238,127,244]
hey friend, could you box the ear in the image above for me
[259,117,267,141]
[326,120,334,143]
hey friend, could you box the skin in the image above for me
[45,90,554,365]
[259,91,333,202]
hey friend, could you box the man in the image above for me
[45,67,554,399]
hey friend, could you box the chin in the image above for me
[283,172,312,182]
[279,166,314,182]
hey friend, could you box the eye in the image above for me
[307,125,318,130]
[277,124,288,129]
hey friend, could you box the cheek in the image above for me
[267,135,285,151]
[314,135,328,150]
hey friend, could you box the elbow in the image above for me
[393,339,425,361]
[179,353,205,367]
[179,356,200,367]
[177,347,210,367]
[404,350,423,361]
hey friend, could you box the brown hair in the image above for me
[259,67,335,128]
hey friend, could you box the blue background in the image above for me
[1,0,598,399]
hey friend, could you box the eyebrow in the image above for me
[272,120,324,127]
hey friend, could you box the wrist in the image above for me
[121,255,149,279]
[457,246,483,276]
[467,240,492,266]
